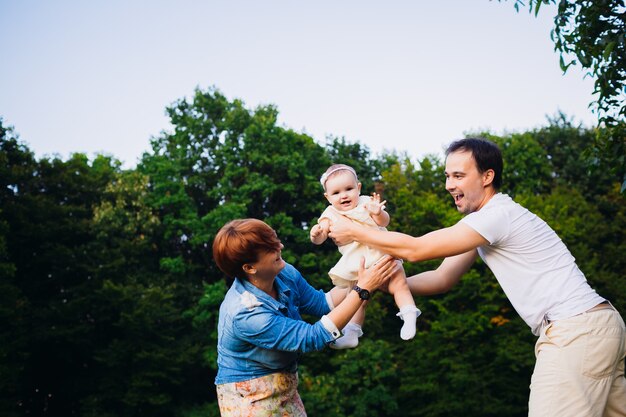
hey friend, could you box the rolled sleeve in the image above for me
[325,291,335,310]
[320,315,342,340]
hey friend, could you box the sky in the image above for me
[0,1,597,168]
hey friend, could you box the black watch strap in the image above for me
[352,285,370,301]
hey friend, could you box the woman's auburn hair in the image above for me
[212,218,282,280]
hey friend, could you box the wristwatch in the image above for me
[352,285,370,301]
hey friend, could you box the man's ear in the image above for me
[483,169,495,187]
[242,264,256,275]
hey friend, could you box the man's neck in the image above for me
[475,188,498,212]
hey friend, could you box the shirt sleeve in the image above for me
[233,307,337,353]
[358,195,372,206]
[320,315,342,339]
[319,206,337,223]
[460,205,510,244]
[283,264,331,317]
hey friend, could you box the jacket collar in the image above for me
[234,272,292,311]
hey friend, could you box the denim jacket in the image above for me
[215,263,336,384]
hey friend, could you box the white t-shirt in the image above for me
[460,193,604,335]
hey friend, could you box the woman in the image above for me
[212,218,397,416]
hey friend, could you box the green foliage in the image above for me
[492,132,553,195]
[1,89,625,417]
[176,403,221,417]
[0,122,25,417]
[0,120,120,416]
[185,281,227,369]
[501,0,626,191]
[300,339,400,417]
[88,168,208,417]
[396,270,535,417]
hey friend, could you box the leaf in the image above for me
[533,0,542,16]
[558,55,573,72]
[603,41,616,60]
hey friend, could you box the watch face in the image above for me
[353,285,370,300]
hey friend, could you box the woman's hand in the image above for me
[324,255,399,332]
[356,255,398,292]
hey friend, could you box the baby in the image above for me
[310,164,420,348]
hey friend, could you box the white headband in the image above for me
[319,166,358,189]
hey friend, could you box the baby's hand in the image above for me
[310,224,324,240]
[365,193,387,215]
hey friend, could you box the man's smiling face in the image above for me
[444,150,494,214]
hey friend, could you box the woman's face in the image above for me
[249,243,286,279]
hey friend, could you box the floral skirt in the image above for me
[216,372,307,417]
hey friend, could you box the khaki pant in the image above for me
[529,307,626,417]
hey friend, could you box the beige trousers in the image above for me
[529,307,626,417]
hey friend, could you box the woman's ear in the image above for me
[242,263,256,275]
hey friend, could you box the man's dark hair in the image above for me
[445,138,503,190]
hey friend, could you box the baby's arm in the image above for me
[310,218,331,245]
[365,193,390,227]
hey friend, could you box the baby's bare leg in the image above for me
[387,262,421,340]
[387,265,414,307]
[328,286,348,308]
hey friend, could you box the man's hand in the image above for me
[328,215,356,246]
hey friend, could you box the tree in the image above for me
[2,85,624,416]
[84,169,210,417]
[503,0,626,191]
[140,87,337,414]
[374,156,535,417]
[0,121,28,417]
[374,121,625,416]
[0,119,120,416]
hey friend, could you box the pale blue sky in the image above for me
[1,1,596,168]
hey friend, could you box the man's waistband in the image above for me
[543,300,614,326]
[584,300,614,314]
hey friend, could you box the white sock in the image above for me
[330,323,363,350]
[397,305,421,340]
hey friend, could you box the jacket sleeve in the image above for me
[283,264,331,317]
[233,305,335,353]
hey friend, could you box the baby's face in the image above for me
[324,171,361,211]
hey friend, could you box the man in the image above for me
[328,138,626,417]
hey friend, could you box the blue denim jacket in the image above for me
[215,263,335,384]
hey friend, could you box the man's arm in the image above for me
[328,214,487,262]
[407,249,478,296]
